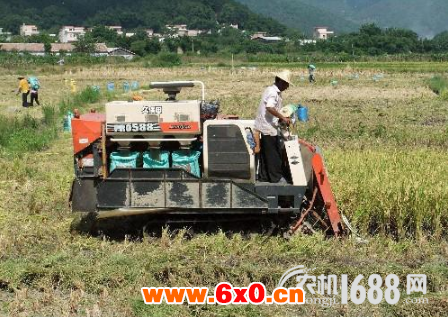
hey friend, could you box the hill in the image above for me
[0,0,286,35]
[354,0,448,38]
[235,0,359,35]
[238,0,448,38]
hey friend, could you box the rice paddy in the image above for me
[0,62,447,316]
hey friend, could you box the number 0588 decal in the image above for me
[107,123,161,133]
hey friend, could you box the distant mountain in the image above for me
[237,0,448,38]
[236,0,359,36]
[0,0,287,35]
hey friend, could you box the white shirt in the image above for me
[254,84,283,136]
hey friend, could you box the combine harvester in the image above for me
[70,81,344,236]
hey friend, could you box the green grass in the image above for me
[0,87,103,154]
[73,86,101,104]
[0,114,55,153]
[149,53,182,67]
[428,75,448,99]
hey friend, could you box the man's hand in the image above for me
[281,117,291,126]
[266,107,291,126]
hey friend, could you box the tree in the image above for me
[146,39,161,54]
[130,40,147,56]
[164,38,179,53]
[89,26,119,45]
[27,34,56,44]
[116,35,132,50]
[219,3,249,25]
[432,31,448,52]
[359,23,382,36]
[40,5,71,30]
[73,35,96,53]
[44,42,52,55]
[119,11,144,28]
[1,14,24,33]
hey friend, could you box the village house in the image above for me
[20,24,39,37]
[107,47,136,60]
[0,42,113,57]
[187,29,201,37]
[251,32,267,40]
[107,26,123,36]
[166,24,188,37]
[251,32,282,43]
[298,39,317,45]
[164,24,205,37]
[313,27,334,40]
[146,29,154,37]
[59,26,86,43]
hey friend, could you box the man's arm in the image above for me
[17,80,23,95]
[267,107,291,125]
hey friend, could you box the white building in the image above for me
[146,29,154,37]
[59,26,86,43]
[163,24,207,37]
[107,26,123,36]
[166,24,188,37]
[250,31,283,43]
[251,32,268,40]
[313,27,334,40]
[20,24,39,37]
[298,39,317,45]
[187,29,201,37]
[107,47,136,60]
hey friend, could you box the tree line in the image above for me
[301,24,448,56]
[58,24,448,57]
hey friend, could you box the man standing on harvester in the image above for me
[254,70,292,183]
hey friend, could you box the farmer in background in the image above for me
[254,70,292,183]
[16,76,30,108]
[28,76,40,106]
[308,64,316,83]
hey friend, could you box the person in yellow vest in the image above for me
[16,76,30,108]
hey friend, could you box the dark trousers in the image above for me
[258,134,283,183]
[30,92,39,106]
[22,92,29,107]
